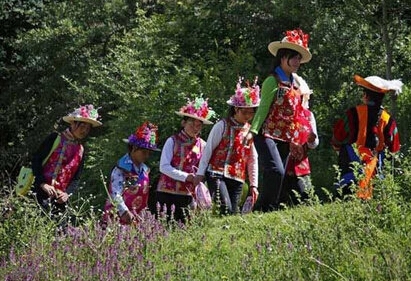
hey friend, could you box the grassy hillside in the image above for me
[1,174,411,280]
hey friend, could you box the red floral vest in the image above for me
[262,78,311,144]
[208,118,251,183]
[104,155,150,224]
[286,108,313,176]
[157,131,205,195]
[43,135,84,192]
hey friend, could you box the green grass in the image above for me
[150,199,411,280]
[1,163,411,280]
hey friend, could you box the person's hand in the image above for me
[250,186,259,204]
[120,210,135,224]
[40,183,57,198]
[193,175,205,187]
[307,132,317,144]
[186,174,195,183]
[56,191,69,204]
[290,142,304,161]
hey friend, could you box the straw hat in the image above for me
[354,74,403,95]
[62,104,102,127]
[268,29,312,63]
[175,97,215,125]
[123,121,161,151]
[227,76,260,108]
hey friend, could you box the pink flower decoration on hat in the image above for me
[228,76,260,107]
[284,29,309,49]
[63,104,102,127]
[70,104,99,119]
[178,97,216,120]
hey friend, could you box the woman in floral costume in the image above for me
[249,29,313,212]
[195,78,259,215]
[103,122,160,225]
[32,104,102,215]
[156,97,215,222]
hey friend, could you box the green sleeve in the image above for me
[250,76,277,134]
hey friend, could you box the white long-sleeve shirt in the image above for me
[307,111,319,150]
[197,119,259,187]
[159,136,196,182]
[110,159,148,215]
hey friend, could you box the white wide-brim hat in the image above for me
[268,40,312,64]
[175,112,213,125]
[354,74,403,95]
[62,104,102,127]
[63,116,102,127]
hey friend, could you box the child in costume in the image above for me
[103,122,160,224]
[194,78,259,215]
[156,97,215,222]
[332,74,402,199]
[32,104,102,215]
[283,74,319,205]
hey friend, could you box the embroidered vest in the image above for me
[356,105,390,162]
[208,118,251,183]
[104,154,150,222]
[157,131,205,195]
[43,134,84,192]
[262,77,311,144]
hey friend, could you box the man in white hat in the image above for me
[332,74,402,199]
[32,104,102,215]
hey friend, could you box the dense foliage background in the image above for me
[2,0,411,208]
[2,1,411,280]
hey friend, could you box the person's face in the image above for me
[71,122,92,140]
[130,147,151,165]
[183,118,203,138]
[281,53,302,76]
[234,107,256,124]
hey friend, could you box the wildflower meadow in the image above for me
[1,154,411,280]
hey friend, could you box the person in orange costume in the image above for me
[331,74,402,199]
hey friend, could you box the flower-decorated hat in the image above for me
[175,97,216,125]
[268,29,312,63]
[227,77,260,108]
[354,74,403,95]
[123,121,161,151]
[62,104,102,127]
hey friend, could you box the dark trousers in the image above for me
[253,135,289,212]
[33,186,67,216]
[206,173,243,215]
[283,174,310,206]
[156,191,193,223]
[33,187,68,231]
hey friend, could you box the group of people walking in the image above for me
[28,28,404,225]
